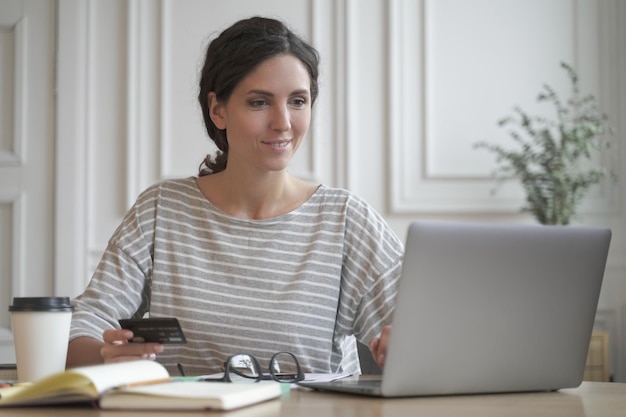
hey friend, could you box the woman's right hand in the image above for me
[100,329,164,363]
[368,325,392,370]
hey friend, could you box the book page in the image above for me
[100,381,284,411]
[73,360,170,393]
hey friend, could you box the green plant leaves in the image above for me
[474,62,615,225]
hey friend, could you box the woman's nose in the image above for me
[270,105,291,131]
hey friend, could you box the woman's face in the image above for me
[209,54,312,174]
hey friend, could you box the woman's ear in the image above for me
[208,92,226,130]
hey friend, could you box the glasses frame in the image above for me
[200,351,305,383]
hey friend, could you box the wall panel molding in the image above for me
[126,0,142,206]
[126,0,161,208]
[0,16,26,165]
[0,193,23,302]
[55,0,89,296]
[0,194,22,363]
[388,0,621,214]
[158,0,175,180]
[1,0,57,362]
[309,0,346,187]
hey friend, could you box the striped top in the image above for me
[70,177,404,375]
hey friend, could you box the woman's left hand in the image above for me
[368,325,392,369]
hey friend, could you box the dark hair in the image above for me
[198,16,320,175]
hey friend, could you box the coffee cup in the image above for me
[9,297,74,382]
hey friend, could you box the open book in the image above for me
[0,360,284,410]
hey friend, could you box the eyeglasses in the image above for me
[179,351,304,383]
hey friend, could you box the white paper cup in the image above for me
[9,297,74,382]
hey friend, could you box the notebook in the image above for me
[298,221,611,397]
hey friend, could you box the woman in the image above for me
[66,16,401,376]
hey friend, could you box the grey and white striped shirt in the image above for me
[70,177,403,375]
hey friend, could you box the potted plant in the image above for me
[474,62,615,225]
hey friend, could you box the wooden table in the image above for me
[0,382,623,416]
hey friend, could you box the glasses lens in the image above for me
[227,354,261,381]
[270,352,303,382]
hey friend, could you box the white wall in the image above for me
[4,0,626,380]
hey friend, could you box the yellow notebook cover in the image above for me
[0,360,169,406]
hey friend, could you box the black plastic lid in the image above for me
[9,297,74,312]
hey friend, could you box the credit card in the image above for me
[118,317,187,344]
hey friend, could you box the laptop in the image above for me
[298,221,611,397]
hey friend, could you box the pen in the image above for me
[177,363,186,377]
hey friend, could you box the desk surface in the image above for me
[0,382,623,417]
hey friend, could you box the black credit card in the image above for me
[118,317,187,344]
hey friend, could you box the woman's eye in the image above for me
[249,99,268,108]
[291,98,307,107]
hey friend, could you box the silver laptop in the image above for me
[299,221,611,397]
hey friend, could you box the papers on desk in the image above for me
[197,372,352,388]
[294,373,352,389]
[302,373,352,382]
